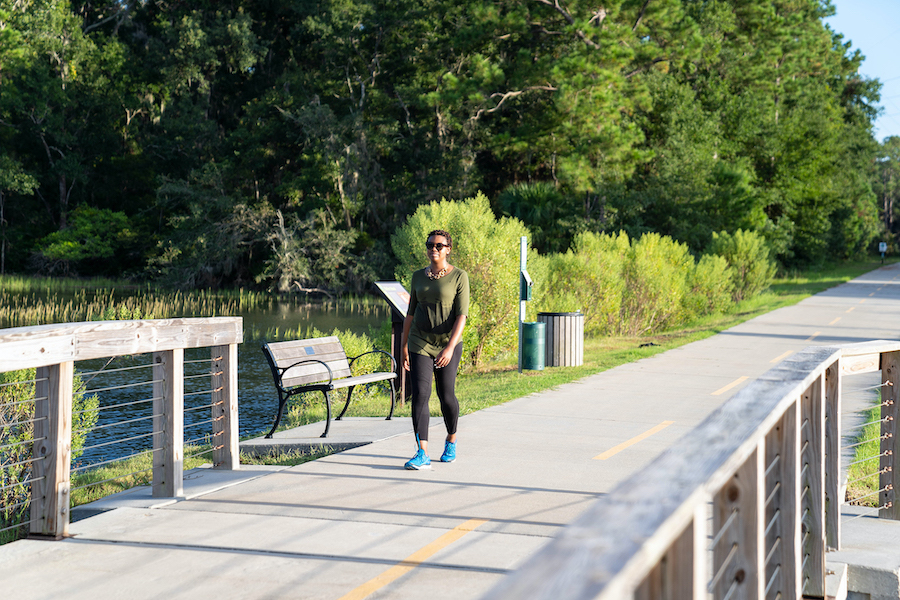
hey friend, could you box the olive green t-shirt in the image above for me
[407,267,469,358]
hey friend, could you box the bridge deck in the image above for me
[3,264,900,599]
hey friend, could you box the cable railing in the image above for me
[0,373,44,542]
[484,340,900,600]
[0,317,242,541]
[840,377,895,526]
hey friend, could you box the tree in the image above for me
[35,205,136,275]
[875,137,900,247]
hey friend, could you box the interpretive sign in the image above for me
[374,281,410,320]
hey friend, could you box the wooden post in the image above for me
[764,401,801,600]
[711,444,763,600]
[880,351,900,519]
[153,349,184,498]
[635,508,703,600]
[211,344,239,470]
[824,359,841,549]
[391,320,407,405]
[30,362,73,539]
[800,376,826,596]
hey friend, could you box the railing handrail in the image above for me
[0,317,242,540]
[485,339,900,599]
[0,317,243,371]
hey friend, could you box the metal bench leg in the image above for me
[320,390,332,438]
[386,379,395,421]
[265,394,289,439]
[336,386,356,421]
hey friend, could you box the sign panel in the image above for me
[374,281,410,319]
[880,242,888,253]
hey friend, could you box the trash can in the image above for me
[538,312,584,367]
[521,321,545,371]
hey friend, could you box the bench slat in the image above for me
[329,372,397,389]
[278,351,351,372]
[282,360,353,388]
[268,339,344,362]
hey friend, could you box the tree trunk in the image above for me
[58,173,68,229]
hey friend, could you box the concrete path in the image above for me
[3,263,900,600]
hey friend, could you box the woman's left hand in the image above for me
[434,346,453,369]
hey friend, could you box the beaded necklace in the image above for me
[427,265,449,280]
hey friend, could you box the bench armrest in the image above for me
[349,349,397,375]
[281,358,334,386]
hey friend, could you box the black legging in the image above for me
[408,344,462,443]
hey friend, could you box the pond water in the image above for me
[73,301,391,468]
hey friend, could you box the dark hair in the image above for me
[427,229,452,247]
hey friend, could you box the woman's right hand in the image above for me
[402,347,410,371]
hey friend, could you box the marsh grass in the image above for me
[0,276,382,342]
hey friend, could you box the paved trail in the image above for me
[3,264,900,600]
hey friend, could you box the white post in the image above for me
[518,236,527,373]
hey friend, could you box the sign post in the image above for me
[374,281,411,404]
[518,236,533,373]
[880,241,887,263]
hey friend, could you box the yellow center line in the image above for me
[846,307,855,313]
[869,292,876,297]
[338,518,489,600]
[806,331,821,342]
[712,376,749,396]
[860,299,867,304]
[593,421,674,460]
[828,317,841,326]
[770,351,793,363]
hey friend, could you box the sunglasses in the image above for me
[425,242,449,250]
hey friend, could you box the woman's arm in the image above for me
[435,314,467,368]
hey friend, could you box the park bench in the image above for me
[261,336,397,439]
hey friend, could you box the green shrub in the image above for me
[709,229,777,302]
[36,206,137,276]
[1,370,34,544]
[539,231,744,336]
[1,369,98,545]
[683,254,735,318]
[392,193,537,366]
[537,231,628,336]
[620,233,694,335]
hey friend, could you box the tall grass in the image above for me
[0,276,383,341]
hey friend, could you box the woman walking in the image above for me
[401,229,469,470]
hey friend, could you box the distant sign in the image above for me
[374,281,410,319]
[880,242,888,253]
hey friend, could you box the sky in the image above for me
[826,0,900,143]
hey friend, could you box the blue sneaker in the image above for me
[405,448,431,470]
[440,441,456,463]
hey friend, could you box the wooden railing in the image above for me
[484,340,900,600]
[0,317,242,540]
